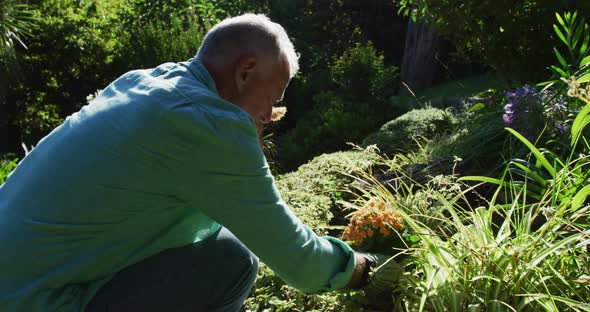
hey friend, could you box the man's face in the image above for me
[232,54,290,132]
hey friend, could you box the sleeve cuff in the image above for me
[321,236,356,291]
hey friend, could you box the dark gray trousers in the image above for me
[85,227,259,312]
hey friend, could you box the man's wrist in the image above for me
[345,252,375,289]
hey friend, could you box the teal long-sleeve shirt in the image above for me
[0,59,356,311]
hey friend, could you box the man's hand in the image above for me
[344,252,371,289]
[345,252,402,292]
[365,253,402,291]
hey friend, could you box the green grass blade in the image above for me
[457,176,504,185]
[518,293,590,311]
[505,128,556,177]
[527,233,582,270]
[570,103,590,146]
[571,184,590,212]
[509,160,549,186]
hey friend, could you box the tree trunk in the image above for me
[400,18,442,93]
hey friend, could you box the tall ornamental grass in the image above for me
[342,81,590,311]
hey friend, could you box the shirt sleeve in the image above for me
[159,101,356,294]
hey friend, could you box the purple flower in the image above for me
[502,85,571,139]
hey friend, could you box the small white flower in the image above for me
[86,89,103,103]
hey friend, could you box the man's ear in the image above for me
[234,56,257,93]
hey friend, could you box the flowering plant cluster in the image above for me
[562,77,590,100]
[342,198,403,252]
[503,85,568,140]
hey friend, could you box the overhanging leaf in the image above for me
[457,175,505,186]
[553,48,569,69]
[553,24,568,46]
[570,102,590,146]
[571,184,590,212]
[577,73,590,83]
[550,65,568,78]
[505,128,556,178]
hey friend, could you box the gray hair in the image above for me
[196,13,299,78]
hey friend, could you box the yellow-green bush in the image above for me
[362,107,459,155]
[276,148,383,230]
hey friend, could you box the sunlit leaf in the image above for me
[550,66,568,79]
[457,175,505,186]
[553,24,568,46]
[556,12,566,29]
[571,21,584,50]
[579,25,590,59]
[578,73,590,83]
[505,128,556,178]
[571,184,590,212]
[570,102,590,146]
[553,48,569,70]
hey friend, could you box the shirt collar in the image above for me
[184,58,219,95]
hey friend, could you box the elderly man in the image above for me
[0,14,382,311]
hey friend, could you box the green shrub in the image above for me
[362,107,459,155]
[5,0,126,144]
[278,43,402,170]
[276,148,383,230]
[118,0,222,69]
[243,263,365,312]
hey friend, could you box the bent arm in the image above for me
[162,103,365,293]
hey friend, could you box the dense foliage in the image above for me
[362,107,459,155]
[398,0,590,83]
[0,157,18,184]
[1,0,223,149]
[277,43,404,170]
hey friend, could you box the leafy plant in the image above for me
[397,0,590,82]
[0,0,39,64]
[502,85,568,142]
[0,156,18,184]
[394,195,589,311]
[343,153,590,310]
[277,43,401,170]
[548,12,590,84]
[462,77,590,210]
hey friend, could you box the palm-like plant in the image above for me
[0,0,39,65]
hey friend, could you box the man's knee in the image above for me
[214,228,259,280]
[245,251,259,282]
